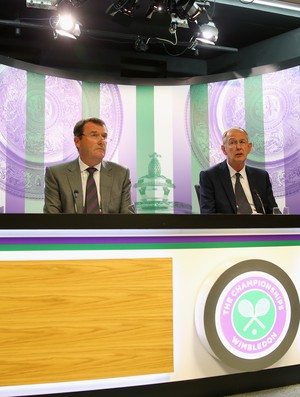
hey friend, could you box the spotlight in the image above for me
[196,21,218,45]
[53,13,81,39]
[146,0,169,19]
[106,0,139,17]
[134,36,148,52]
[169,13,189,31]
[171,0,203,21]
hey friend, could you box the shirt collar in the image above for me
[227,162,247,179]
[78,158,101,172]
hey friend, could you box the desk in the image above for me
[0,214,300,397]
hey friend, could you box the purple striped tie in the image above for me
[85,167,100,214]
[235,173,252,214]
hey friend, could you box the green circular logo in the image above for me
[233,290,275,340]
[195,260,300,370]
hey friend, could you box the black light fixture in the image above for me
[194,6,218,45]
[52,13,81,39]
[134,36,149,51]
[50,0,83,39]
[170,0,203,21]
[169,12,189,33]
[146,0,169,19]
[106,0,226,54]
[106,0,139,17]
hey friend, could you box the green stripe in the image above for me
[136,86,155,181]
[82,81,100,118]
[1,240,299,251]
[25,72,45,213]
[190,84,209,212]
[244,75,265,166]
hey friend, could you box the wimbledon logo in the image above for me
[195,259,300,371]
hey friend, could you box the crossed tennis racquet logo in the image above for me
[238,298,271,332]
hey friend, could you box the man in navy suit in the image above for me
[199,127,278,214]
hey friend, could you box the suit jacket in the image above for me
[43,158,135,214]
[199,160,277,214]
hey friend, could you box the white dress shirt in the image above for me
[227,163,257,213]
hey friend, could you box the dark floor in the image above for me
[225,384,300,396]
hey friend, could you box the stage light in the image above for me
[146,0,169,19]
[134,36,149,52]
[196,21,218,45]
[171,0,203,21]
[106,0,139,17]
[53,12,81,39]
[120,0,138,16]
[58,13,74,31]
[169,13,189,30]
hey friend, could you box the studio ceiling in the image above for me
[0,0,299,78]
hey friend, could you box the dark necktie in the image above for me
[85,167,100,214]
[235,173,252,214]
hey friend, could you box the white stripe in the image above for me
[154,86,174,206]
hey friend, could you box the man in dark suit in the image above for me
[199,127,277,214]
[44,117,135,214]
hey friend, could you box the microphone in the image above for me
[253,189,266,214]
[73,190,79,214]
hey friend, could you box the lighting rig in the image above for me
[106,0,220,54]
[20,0,236,55]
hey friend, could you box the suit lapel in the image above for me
[100,161,112,213]
[246,166,255,190]
[67,159,85,213]
[219,161,237,212]
[246,166,260,212]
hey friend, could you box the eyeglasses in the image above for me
[226,139,248,147]
[81,132,111,142]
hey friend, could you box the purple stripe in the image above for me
[117,86,137,203]
[44,77,80,165]
[173,87,191,212]
[1,234,300,245]
[280,67,299,214]
[86,199,98,212]
[5,68,27,213]
[86,192,97,201]
[86,191,97,201]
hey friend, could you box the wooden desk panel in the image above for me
[0,258,173,386]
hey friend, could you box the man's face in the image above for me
[74,121,108,166]
[221,129,252,170]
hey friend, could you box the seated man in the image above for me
[44,117,135,214]
[199,127,278,214]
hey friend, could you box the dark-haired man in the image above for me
[44,117,135,214]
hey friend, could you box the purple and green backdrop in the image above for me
[0,62,299,214]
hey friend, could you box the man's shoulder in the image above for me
[202,160,226,174]
[246,165,268,176]
[102,160,128,172]
[46,159,78,172]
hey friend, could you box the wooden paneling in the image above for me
[0,258,173,386]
